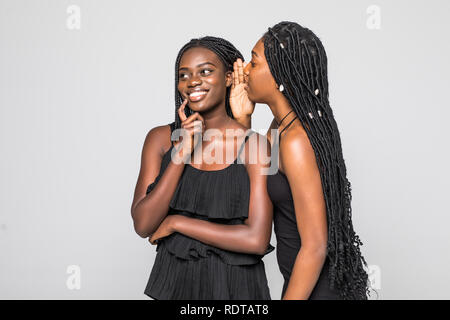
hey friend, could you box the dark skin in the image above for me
[131,46,273,255]
[229,38,328,300]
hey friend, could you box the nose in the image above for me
[188,75,202,87]
[243,62,250,75]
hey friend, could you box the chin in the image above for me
[187,100,209,112]
[246,90,259,104]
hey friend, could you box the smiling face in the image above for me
[243,38,279,104]
[178,46,232,113]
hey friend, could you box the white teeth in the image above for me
[189,91,207,98]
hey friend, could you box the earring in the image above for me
[318,110,322,117]
[314,89,319,95]
[279,84,284,92]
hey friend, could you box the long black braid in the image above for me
[263,21,371,299]
[173,36,244,130]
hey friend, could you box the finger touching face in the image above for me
[178,47,228,113]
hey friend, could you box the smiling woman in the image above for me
[172,39,239,129]
[130,36,275,300]
[179,61,213,103]
[177,48,225,108]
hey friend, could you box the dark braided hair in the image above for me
[263,21,371,299]
[173,36,244,130]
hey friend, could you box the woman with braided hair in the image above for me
[230,21,371,299]
[131,36,275,299]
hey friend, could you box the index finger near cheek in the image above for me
[193,119,203,130]
[183,111,203,125]
[178,99,188,122]
[194,112,205,123]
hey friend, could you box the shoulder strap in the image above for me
[279,116,298,140]
[169,121,176,146]
[237,130,255,159]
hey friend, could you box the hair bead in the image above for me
[264,22,369,300]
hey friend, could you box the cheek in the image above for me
[254,70,271,91]
[251,69,276,101]
[207,76,227,96]
[178,83,186,98]
[206,75,221,86]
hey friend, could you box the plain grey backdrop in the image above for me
[1,0,449,299]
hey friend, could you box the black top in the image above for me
[267,117,342,299]
[143,122,274,300]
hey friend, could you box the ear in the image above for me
[225,71,233,87]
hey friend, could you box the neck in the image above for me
[268,95,295,127]
[200,101,231,131]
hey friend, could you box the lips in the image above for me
[188,89,209,102]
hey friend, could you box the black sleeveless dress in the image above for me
[144,122,275,300]
[267,117,343,300]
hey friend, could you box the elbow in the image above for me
[302,242,328,260]
[131,208,145,238]
[249,235,271,256]
[131,207,154,238]
[254,245,268,256]
[135,225,149,239]
[133,220,151,238]
[136,230,149,239]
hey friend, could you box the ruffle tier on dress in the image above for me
[144,140,274,300]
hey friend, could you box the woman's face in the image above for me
[243,38,279,104]
[178,47,232,113]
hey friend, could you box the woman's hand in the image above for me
[149,215,177,245]
[230,58,255,121]
[173,98,205,163]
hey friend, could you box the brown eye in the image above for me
[201,69,213,76]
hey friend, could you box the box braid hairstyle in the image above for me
[173,36,244,130]
[263,21,371,299]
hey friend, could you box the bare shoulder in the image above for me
[280,124,309,149]
[279,124,317,174]
[144,124,173,156]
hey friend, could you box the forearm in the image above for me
[173,215,270,255]
[235,116,252,129]
[132,160,185,238]
[282,247,327,300]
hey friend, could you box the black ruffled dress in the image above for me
[144,122,275,300]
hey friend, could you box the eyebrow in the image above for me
[179,62,217,70]
[251,50,258,57]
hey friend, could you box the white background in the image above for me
[1,0,449,299]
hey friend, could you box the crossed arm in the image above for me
[149,133,274,255]
[131,125,186,238]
